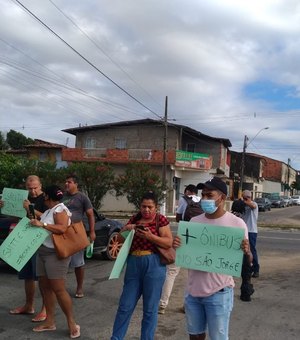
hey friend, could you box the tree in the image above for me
[63,162,115,210]
[6,130,34,150]
[114,163,166,209]
[291,181,300,191]
[0,132,8,150]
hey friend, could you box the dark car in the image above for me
[83,209,123,260]
[270,197,285,208]
[254,198,271,212]
[0,214,19,245]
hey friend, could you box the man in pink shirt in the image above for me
[173,177,252,340]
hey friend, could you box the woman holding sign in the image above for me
[111,192,173,340]
[30,185,80,339]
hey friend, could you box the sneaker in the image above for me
[158,306,166,314]
[252,272,259,278]
[240,294,251,302]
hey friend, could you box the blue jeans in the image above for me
[111,254,166,340]
[185,287,234,340]
[248,232,259,273]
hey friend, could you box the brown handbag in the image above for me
[155,214,176,265]
[52,221,90,259]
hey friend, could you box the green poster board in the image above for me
[1,188,28,218]
[109,230,135,280]
[0,217,50,271]
[175,221,245,277]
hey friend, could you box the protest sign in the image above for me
[175,221,245,277]
[1,188,28,218]
[0,217,49,271]
[109,229,135,280]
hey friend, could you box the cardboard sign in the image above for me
[0,217,49,271]
[1,188,28,218]
[109,230,135,280]
[175,221,245,277]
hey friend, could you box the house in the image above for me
[62,119,232,214]
[7,139,68,169]
[230,151,297,198]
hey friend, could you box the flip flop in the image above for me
[33,325,56,332]
[32,313,47,322]
[70,324,80,339]
[75,293,84,298]
[9,307,35,315]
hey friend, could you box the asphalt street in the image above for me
[0,213,300,339]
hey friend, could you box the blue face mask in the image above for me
[200,199,218,214]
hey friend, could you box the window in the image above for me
[85,137,96,149]
[115,138,127,149]
[186,143,195,152]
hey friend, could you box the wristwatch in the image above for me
[43,223,48,228]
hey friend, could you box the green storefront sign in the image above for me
[176,150,209,161]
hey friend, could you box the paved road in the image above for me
[258,205,300,227]
[0,228,299,339]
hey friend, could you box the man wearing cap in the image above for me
[242,190,259,278]
[173,176,252,340]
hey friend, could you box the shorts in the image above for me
[18,253,38,281]
[69,249,85,268]
[36,245,71,280]
[185,287,233,340]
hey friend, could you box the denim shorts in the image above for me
[185,287,233,340]
[69,249,85,268]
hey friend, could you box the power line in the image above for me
[12,0,162,119]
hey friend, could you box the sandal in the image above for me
[33,325,56,332]
[32,313,47,322]
[9,306,35,315]
[70,324,80,339]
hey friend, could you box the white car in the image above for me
[291,195,300,205]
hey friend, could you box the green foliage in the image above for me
[6,130,34,150]
[64,162,115,210]
[0,153,57,191]
[291,181,300,191]
[0,132,8,150]
[114,163,166,209]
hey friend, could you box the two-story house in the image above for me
[62,119,231,213]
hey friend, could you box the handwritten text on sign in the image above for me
[1,188,28,218]
[0,217,49,271]
[175,221,245,277]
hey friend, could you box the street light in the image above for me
[239,127,269,196]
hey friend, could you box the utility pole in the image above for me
[239,135,248,197]
[161,96,168,215]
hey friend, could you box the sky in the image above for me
[1,0,300,169]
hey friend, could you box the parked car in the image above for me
[281,196,292,207]
[254,198,271,212]
[0,214,19,245]
[291,195,300,205]
[83,209,123,260]
[270,197,285,208]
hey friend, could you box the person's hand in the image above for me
[122,224,136,232]
[30,219,43,228]
[135,226,152,240]
[0,199,4,208]
[23,199,30,210]
[89,230,96,242]
[173,235,181,249]
[241,239,250,255]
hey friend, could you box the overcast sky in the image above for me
[1,0,300,169]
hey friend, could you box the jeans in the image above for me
[248,232,259,273]
[185,287,233,340]
[159,264,180,308]
[111,253,166,340]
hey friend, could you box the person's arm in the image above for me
[86,208,96,242]
[136,224,173,249]
[243,197,256,210]
[30,210,69,234]
[241,239,253,264]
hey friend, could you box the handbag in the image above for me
[155,214,176,265]
[52,221,90,259]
